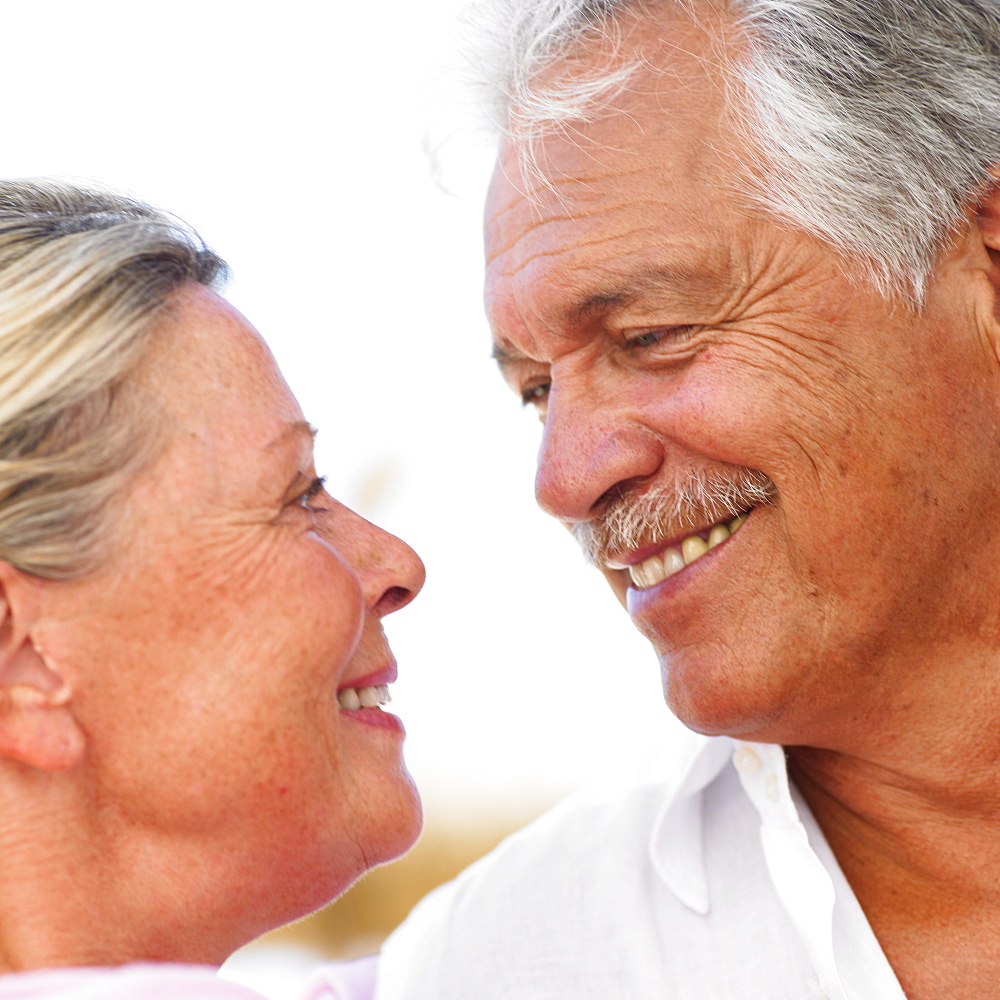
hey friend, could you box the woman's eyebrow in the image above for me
[266,421,318,450]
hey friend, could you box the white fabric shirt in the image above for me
[374,731,909,1000]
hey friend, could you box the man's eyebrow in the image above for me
[569,265,719,323]
[490,264,722,372]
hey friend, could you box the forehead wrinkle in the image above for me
[488,147,719,276]
[491,160,660,229]
[489,196,687,283]
[489,140,635,224]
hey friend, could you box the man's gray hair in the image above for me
[475,0,1000,302]
[0,180,227,579]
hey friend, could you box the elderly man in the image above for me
[374,1,1000,998]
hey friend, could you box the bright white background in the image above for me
[1,0,681,812]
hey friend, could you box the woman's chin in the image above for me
[368,768,424,867]
[333,765,423,888]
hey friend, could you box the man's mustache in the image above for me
[571,467,777,566]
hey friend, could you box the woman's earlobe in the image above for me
[0,679,83,771]
[0,568,84,772]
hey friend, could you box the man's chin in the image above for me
[657,649,790,743]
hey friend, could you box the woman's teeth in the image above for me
[337,684,391,711]
[625,513,747,589]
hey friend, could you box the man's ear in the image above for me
[0,563,84,771]
[976,169,1000,306]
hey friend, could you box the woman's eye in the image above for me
[520,381,551,407]
[296,476,328,513]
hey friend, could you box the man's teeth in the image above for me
[624,513,747,589]
[337,684,391,711]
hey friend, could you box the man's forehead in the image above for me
[487,2,738,177]
[484,24,743,262]
[484,123,739,329]
[484,133,725,280]
[482,5,767,358]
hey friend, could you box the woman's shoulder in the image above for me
[0,964,273,1000]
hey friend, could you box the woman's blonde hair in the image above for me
[0,179,227,578]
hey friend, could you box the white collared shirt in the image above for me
[374,731,907,1000]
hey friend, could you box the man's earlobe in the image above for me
[0,564,83,772]
[976,170,1000,287]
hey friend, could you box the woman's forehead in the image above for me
[123,286,310,520]
[140,285,304,437]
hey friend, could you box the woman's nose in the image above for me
[371,530,425,616]
[337,507,425,616]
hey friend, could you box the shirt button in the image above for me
[765,773,780,803]
[733,746,761,775]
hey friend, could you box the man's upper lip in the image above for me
[339,662,397,690]
[605,531,710,570]
[604,512,750,569]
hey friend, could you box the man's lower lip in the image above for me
[623,511,749,591]
[626,550,710,613]
[341,708,405,734]
[624,515,747,613]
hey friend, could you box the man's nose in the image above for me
[534,382,662,524]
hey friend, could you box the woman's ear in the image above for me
[0,563,84,771]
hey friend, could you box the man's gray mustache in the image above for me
[571,468,777,566]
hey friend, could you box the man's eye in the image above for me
[625,325,699,349]
[629,330,662,348]
[520,382,551,407]
[296,476,328,513]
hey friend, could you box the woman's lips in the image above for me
[337,663,404,732]
[338,704,405,733]
[339,663,397,692]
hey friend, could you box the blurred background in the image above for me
[1,1,684,991]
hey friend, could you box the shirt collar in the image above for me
[649,730,810,912]
[648,731,849,1000]
[647,730,734,914]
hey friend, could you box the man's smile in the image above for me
[607,511,749,589]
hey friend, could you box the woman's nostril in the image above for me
[376,585,412,616]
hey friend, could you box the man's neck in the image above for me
[789,739,1000,999]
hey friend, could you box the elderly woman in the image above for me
[0,180,424,999]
